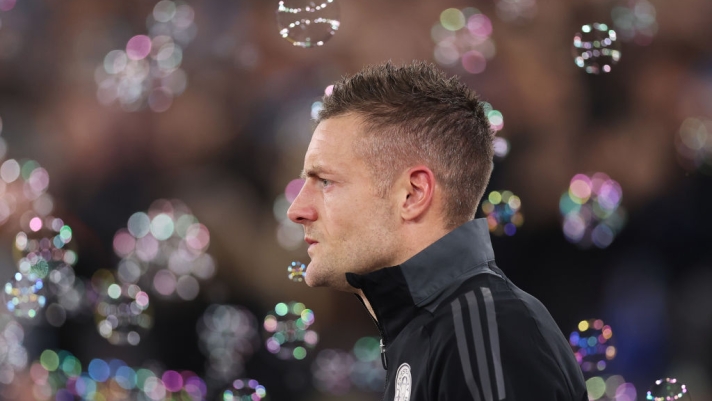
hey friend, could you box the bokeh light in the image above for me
[197,304,259,383]
[96,1,195,112]
[3,272,46,319]
[570,318,616,373]
[112,199,216,300]
[612,0,657,46]
[573,23,621,74]
[0,157,54,227]
[222,378,267,400]
[350,336,385,392]
[277,0,341,48]
[90,269,153,345]
[311,349,354,395]
[263,301,318,360]
[13,213,76,279]
[432,7,496,75]
[675,117,712,175]
[482,101,504,133]
[559,173,626,248]
[481,190,523,236]
[646,378,691,401]
[494,0,537,23]
[585,375,637,401]
[274,182,305,251]
[0,315,28,385]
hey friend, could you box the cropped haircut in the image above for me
[317,61,494,228]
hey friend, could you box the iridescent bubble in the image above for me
[90,270,153,345]
[263,301,318,360]
[646,378,690,401]
[481,190,523,236]
[222,378,267,400]
[277,0,341,48]
[197,304,259,382]
[288,261,306,282]
[573,23,621,74]
[311,349,354,395]
[14,214,76,279]
[559,173,626,248]
[3,272,46,319]
[569,318,616,373]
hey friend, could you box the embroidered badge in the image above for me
[393,363,412,401]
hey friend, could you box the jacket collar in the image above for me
[345,218,497,343]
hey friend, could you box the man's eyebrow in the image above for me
[299,165,330,179]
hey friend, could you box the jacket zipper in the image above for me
[354,294,389,370]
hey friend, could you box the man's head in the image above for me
[287,61,494,291]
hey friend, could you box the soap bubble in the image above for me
[277,0,341,48]
[3,272,46,319]
[569,318,616,373]
[573,23,621,74]
[481,190,523,236]
[14,213,76,279]
[646,378,691,401]
[222,378,267,400]
[263,301,318,360]
[288,261,306,282]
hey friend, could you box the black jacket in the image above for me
[346,219,588,401]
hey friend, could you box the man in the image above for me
[287,61,587,401]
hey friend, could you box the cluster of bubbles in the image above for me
[311,336,385,395]
[482,101,510,159]
[569,319,616,373]
[432,7,496,75]
[29,350,208,401]
[274,178,305,251]
[287,261,306,282]
[572,23,622,74]
[222,378,267,401]
[0,315,28,386]
[96,0,196,112]
[112,199,216,301]
[611,0,657,46]
[676,117,712,175]
[559,173,626,248]
[88,269,153,346]
[276,0,341,48]
[197,304,259,383]
[494,0,537,23]
[646,378,691,401]
[585,374,637,401]
[263,301,318,360]
[481,190,523,236]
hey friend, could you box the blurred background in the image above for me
[0,0,709,400]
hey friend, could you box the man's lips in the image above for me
[305,238,318,246]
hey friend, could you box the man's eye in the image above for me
[321,179,331,187]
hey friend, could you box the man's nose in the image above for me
[287,186,316,224]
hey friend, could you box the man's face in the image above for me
[287,114,400,292]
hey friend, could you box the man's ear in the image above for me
[400,165,436,222]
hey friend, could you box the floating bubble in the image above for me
[277,0,341,48]
[312,349,354,395]
[264,301,318,360]
[646,378,691,401]
[14,214,76,280]
[288,261,307,282]
[3,272,46,319]
[222,378,267,400]
[481,190,523,236]
[569,318,616,373]
[91,270,153,345]
[197,304,259,382]
[432,8,495,75]
[559,173,626,248]
[573,23,621,74]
